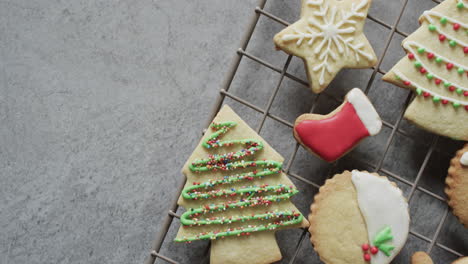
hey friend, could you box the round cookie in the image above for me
[411,252,434,264]
[411,251,434,264]
[446,144,468,228]
[309,170,410,264]
[411,251,468,264]
[455,257,468,264]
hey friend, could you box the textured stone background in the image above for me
[0,1,253,263]
[1,0,466,264]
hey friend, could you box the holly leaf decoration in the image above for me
[378,244,396,257]
[373,226,395,256]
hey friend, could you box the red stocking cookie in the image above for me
[293,88,382,162]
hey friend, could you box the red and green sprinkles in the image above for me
[405,49,468,95]
[427,21,468,53]
[394,71,468,111]
[399,40,468,112]
[405,42,467,77]
[175,121,303,243]
[422,9,468,52]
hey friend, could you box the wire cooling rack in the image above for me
[145,0,467,263]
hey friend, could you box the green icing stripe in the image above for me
[182,178,289,200]
[176,121,302,242]
[175,216,302,242]
[180,189,299,226]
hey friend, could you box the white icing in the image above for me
[422,10,468,29]
[282,29,323,46]
[422,11,468,48]
[351,171,409,264]
[347,88,382,136]
[461,152,468,166]
[403,41,468,93]
[307,0,323,5]
[281,0,373,85]
[393,70,468,106]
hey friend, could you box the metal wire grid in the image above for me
[145,0,466,263]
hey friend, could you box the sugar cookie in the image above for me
[309,170,410,264]
[411,251,468,264]
[446,143,468,227]
[175,105,308,264]
[293,88,382,162]
[274,0,377,93]
[382,0,468,140]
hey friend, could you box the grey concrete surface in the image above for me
[1,0,467,264]
[0,1,254,263]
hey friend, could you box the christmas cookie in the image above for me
[382,0,468,141]
[293,88,382,162]
[411,251,468,264]
[175,105,308,264]
[309,170,410,264]
[446,143,468,227]
[273,0,377,93]
[411,252,434,264]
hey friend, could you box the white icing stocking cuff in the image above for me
[461,152,468,166]
[347,88,382,136]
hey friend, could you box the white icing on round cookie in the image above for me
[351,171,410,264]
[347,88,382,136]
[461,152,468,166]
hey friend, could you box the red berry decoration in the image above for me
[464,47,468,54]
[403,81,411,86]
[420,67,427,73]
[439,34,446,41]
[449,86,456,91]
[362,243,370,251]
[453,23,461,30]
[364,253,371,261]
[442,99,449,105]
[427,52,434,59]
[408,53,415,60]
[465,105,468,111]
[446,63,454,70]
[370,246,379,255]
[423,92,431,97]
[435,78,442,85]
[464,91,468,97]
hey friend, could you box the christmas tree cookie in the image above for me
[309,170,410,264]
[274,0,377,93]
[411,251,468,264]
[446,143,468,227]
[294,88,382,162]
[382,0,468,140]
[175,105,308,264]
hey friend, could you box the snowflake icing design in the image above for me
[282,0,374,85]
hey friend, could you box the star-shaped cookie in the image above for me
[274,0,378,93]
